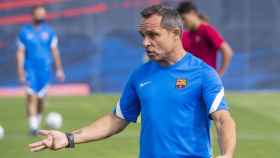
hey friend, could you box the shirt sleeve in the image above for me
[50,33,58,48]
[204,25,224,49]
[113,74,141,123]
[202,64,228,117]
[16,30,25,50]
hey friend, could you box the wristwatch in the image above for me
[65,133,75,148]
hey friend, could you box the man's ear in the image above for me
[173,28,181,36]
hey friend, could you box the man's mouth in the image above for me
[146,50,155,55]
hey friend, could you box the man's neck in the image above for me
[191,19,203,31]
[33,20,45,27]
[158,47,187,67]
[32,23,41,29]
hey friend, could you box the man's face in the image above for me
[181,11,196,30]
[32,7,46,23]
[138,15,178,62]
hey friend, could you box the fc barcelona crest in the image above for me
[176,79,187,89]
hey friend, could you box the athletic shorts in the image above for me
[25,68,51,98]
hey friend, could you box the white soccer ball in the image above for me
[0,125,4,140]
[45,112,63,129]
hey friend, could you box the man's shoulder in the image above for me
[41,24,55,33]
[129,61,156,80]
[190,53,215,71]
[185,53,204,68]
[199,59,219,78]
[200,23,217,31]
[199,23,222,39]
[185,54,219,83]
[134,61,155,73]
[43,24,54,29]
[184,53,217,75]
[19,25,32,33]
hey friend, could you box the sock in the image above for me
[29,116,39,131]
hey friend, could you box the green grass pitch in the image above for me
[0,92,279,158]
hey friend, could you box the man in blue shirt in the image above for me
[29,4,236,158]
[17,6,65,135]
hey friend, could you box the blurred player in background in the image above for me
[177,1,233,76]
[16,6,65,135]
[29,5,236,158]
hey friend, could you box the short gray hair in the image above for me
[141,4,183,32]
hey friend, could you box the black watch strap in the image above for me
[65,133,75,148]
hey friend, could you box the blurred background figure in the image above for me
[16,6,64,135]
[177,1,233,76]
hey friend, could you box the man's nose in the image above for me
[143,37,151,48]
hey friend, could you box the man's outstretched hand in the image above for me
[29,130,68,152]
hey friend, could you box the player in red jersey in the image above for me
[177,1,233,76]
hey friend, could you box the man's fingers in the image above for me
[29,140,47,152]
[37,130,51,136]
[29,131,55,152]
[29,136,53,152]
[29,138,52,148]
[30,145,46,152]
[29,141,45,148]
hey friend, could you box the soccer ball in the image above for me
[45,112,63,129]
[0,125,4,140]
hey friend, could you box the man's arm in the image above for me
[73,113,128,144]
[203,25,233,76]
[16,48,26,84]
[51,46,65,81]
[218,42,233,76]
[211,110,236,158]
[29,113,128,152]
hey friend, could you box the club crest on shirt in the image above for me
[176,79,187,89]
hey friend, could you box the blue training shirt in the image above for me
[17,23,58,71]
[114,53,227,158]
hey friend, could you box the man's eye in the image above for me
[148,33,157,38]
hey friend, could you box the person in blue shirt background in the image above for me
[16,6,65,135]
[29,4,236,158]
